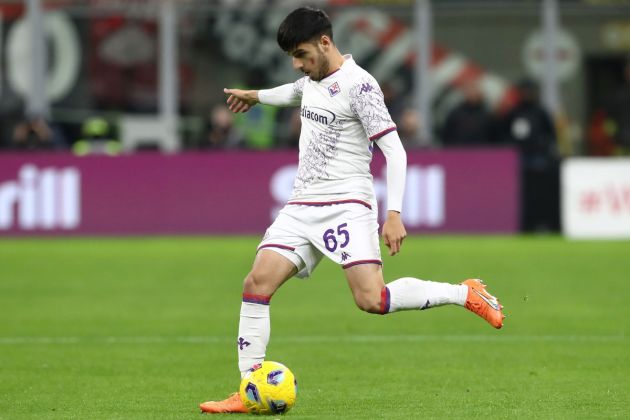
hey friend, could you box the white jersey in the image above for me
[262,55,396,208]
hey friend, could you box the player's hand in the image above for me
[223,88,259,113]
[382,210,407,256]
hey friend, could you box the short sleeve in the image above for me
[293,76,307,98]
[349,76,397,141]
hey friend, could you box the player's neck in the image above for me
[325,50,345,78]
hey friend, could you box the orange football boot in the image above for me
[461,278,505,329]
[200,392,248,414]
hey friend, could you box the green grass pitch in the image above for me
[0,236,628,419]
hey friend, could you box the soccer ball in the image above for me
[239,361,297,414]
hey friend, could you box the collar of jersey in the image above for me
[319,54,354,82]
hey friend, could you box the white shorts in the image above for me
[257,201,382,278]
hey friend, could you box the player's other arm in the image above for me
[349,77,407,255]
[224,77,306,113]
[376,131,407,256]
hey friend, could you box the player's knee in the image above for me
[354,293,382,314]
[243,271,272,294]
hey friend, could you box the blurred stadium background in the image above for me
[1,0,629,237]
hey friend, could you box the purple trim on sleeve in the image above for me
[369,126,397,142]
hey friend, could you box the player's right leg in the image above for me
[200,250,297,414]
[238,250,297,374]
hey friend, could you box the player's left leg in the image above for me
[344,263,467,313]
[344,264,504,328]
[343,263,386,313]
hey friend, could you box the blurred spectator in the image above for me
[233,104,278,150]
[381,81,405,125]
[276,108,301,149]
[502,79,556,159]
[73,117,121,156]
[441,81,496,146]
[10,116,66,151]
[198,104,244,149]
[604,59,630,155]
[501,79,559,232]
[397,107,424,147]
[587,110,616,156]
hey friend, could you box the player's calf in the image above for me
[344,264,387,313]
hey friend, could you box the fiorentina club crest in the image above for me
[328,82,341,97]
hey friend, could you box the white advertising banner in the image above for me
[562,158,630,239]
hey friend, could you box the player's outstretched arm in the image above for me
[223,88,259,113]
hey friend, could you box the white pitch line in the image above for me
[0,334,626,345]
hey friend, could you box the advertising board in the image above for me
[0,149,518,236]
[562,158,630,239]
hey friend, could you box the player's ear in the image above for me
[319,35,332,51]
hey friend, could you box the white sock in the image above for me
[237,301,270,377]
[384,277,467,313]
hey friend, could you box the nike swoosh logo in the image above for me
[472,289,500,311]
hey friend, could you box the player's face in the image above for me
[290,40,330,82]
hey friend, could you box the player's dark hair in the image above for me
[277,7,333,53]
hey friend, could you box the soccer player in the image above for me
[200,7,504,414]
